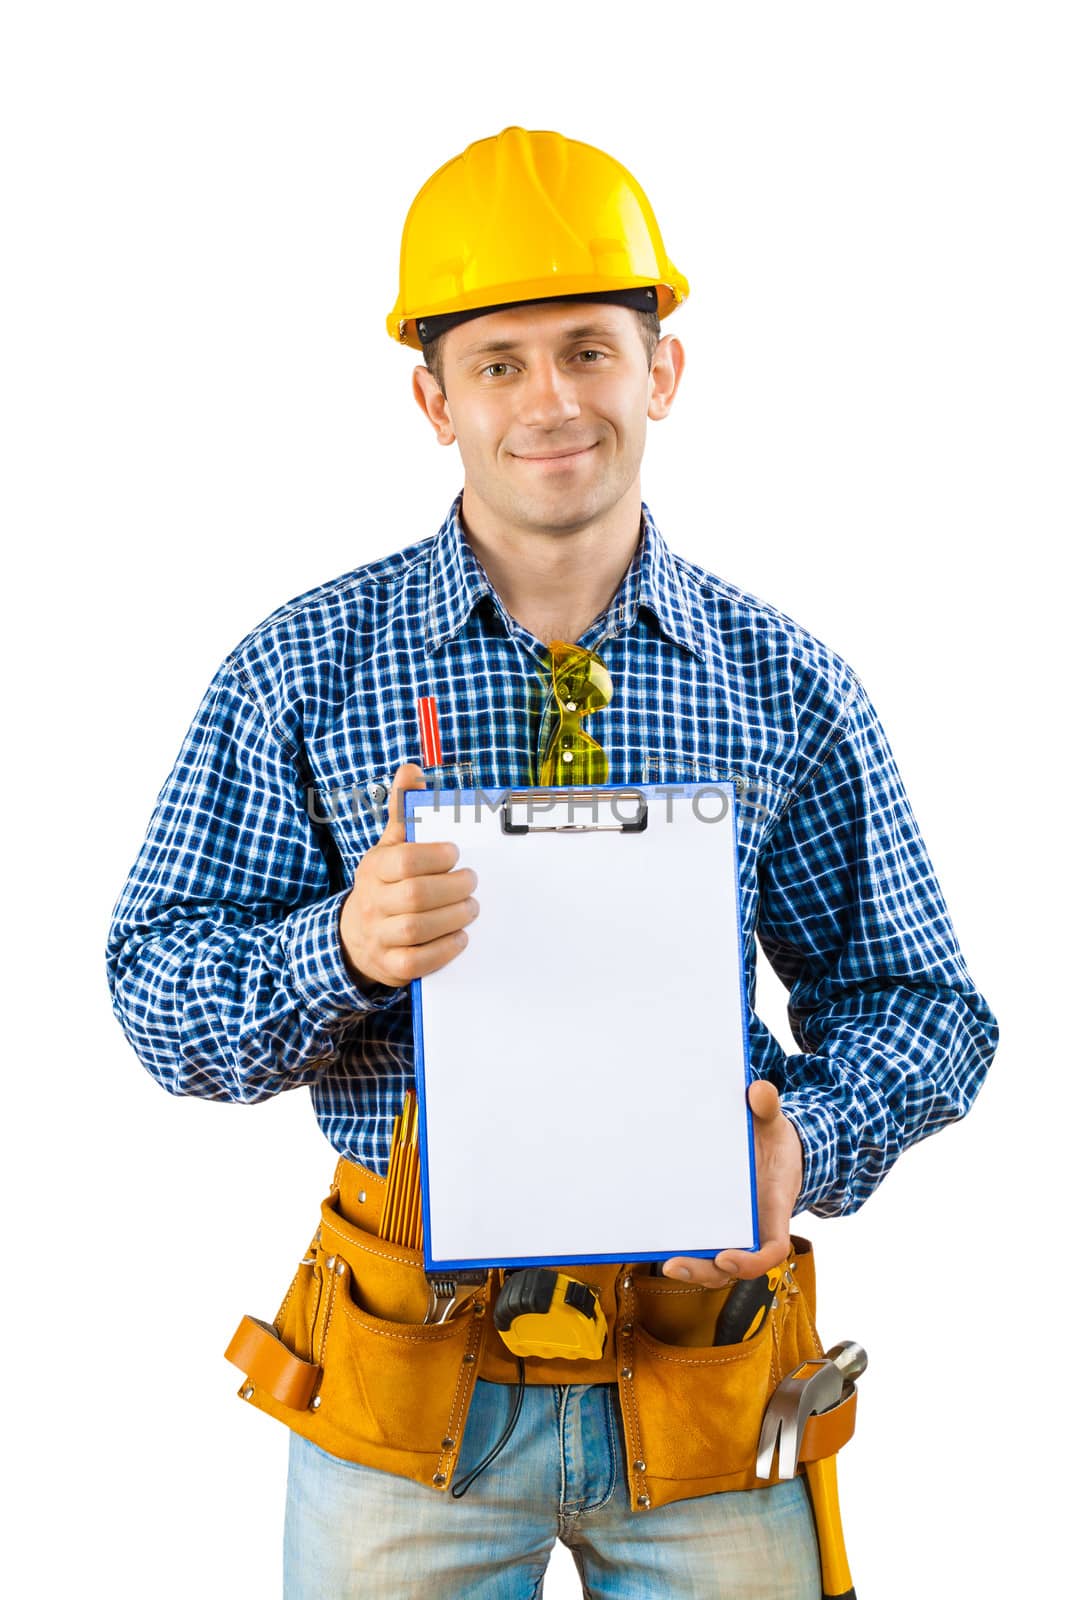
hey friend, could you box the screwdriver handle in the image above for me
[713,1272,777,1344]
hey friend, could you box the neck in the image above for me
[458,481,644,647]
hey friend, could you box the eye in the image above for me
[482,362,515,378]
[576,349,606,363]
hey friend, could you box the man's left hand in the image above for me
[661,1080,803,1288]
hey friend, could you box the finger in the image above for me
[380,925,475,985]
[747,1079,782,1122]
[381,763,427,846]
[713,1237,792,1279]
[379,861,477,907]
[379,894,480,952]
[376,841,465,884]
[660,1256,734,1288]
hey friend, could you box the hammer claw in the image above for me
[755,1360,846,1480]
[755,1395,790,1480]
[776,1410,803,1482]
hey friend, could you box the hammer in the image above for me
[756,1341,867,1600]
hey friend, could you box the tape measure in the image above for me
[491,1261,788,1361]
[493,1267,608,1360]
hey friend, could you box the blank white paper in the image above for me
[406,783,757,1268]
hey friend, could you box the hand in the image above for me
[661,1080,803,1287]
[338,763,480,989]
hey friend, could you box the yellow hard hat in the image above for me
[387,126,689,350]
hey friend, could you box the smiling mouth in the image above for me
[512,444,598,463]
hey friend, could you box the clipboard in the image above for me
[405,782,758,1271]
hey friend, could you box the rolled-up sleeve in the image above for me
[106,657,403,1103]
[756,672,998,1217]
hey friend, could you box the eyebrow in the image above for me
[457,323,621,360]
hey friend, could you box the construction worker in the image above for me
[106,127,997,1598]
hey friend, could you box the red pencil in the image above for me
[416,696,442,769]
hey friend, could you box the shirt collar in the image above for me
[425,493,706,663]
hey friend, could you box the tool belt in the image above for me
[226,1157,856,1514]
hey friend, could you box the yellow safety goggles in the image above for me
[535,641,613,787]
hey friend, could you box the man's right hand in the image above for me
[338,762,480,991]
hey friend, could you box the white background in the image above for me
[3,3,1063,1595]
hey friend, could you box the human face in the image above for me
[427,302,666,537]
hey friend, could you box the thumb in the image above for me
[381,763,427,846]
[747,1079,782,1123]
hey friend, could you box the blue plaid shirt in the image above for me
[106,493,997,1217]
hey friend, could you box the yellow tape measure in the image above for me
[494,1268,608,1361]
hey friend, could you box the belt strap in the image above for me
[799,1386,856,1463]
[224,1314,857,1468]
[225,1315,321,1411]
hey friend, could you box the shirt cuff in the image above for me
[281,890,407,1026]
[779,1092,842,1216]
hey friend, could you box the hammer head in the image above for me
[755,1359,845,1481]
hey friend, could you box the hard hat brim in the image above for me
[388,276,687,350]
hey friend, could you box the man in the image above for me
[107,127,997,1598]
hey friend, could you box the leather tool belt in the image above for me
[226,1158,855,1514]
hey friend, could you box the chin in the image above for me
[521,498,606,533]
[517,479,620,530]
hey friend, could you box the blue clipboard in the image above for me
[405,782,758,1271]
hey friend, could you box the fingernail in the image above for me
[671,1267,691,1280]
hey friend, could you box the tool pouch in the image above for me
[226,1158,488,1492]
[614,1234,855,1511]
[226,1161,855,1512]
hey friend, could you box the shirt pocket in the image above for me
[306,759,481,871]
[636,752,791,854]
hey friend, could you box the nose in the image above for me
[517,356,582,431]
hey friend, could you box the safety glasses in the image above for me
[535,640,613,786]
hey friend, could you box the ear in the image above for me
[412,365,456,446]
[647,335,685,422]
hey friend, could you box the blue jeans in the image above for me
[283,1379,821,1598]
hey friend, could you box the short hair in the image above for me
[421,306,662,396]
